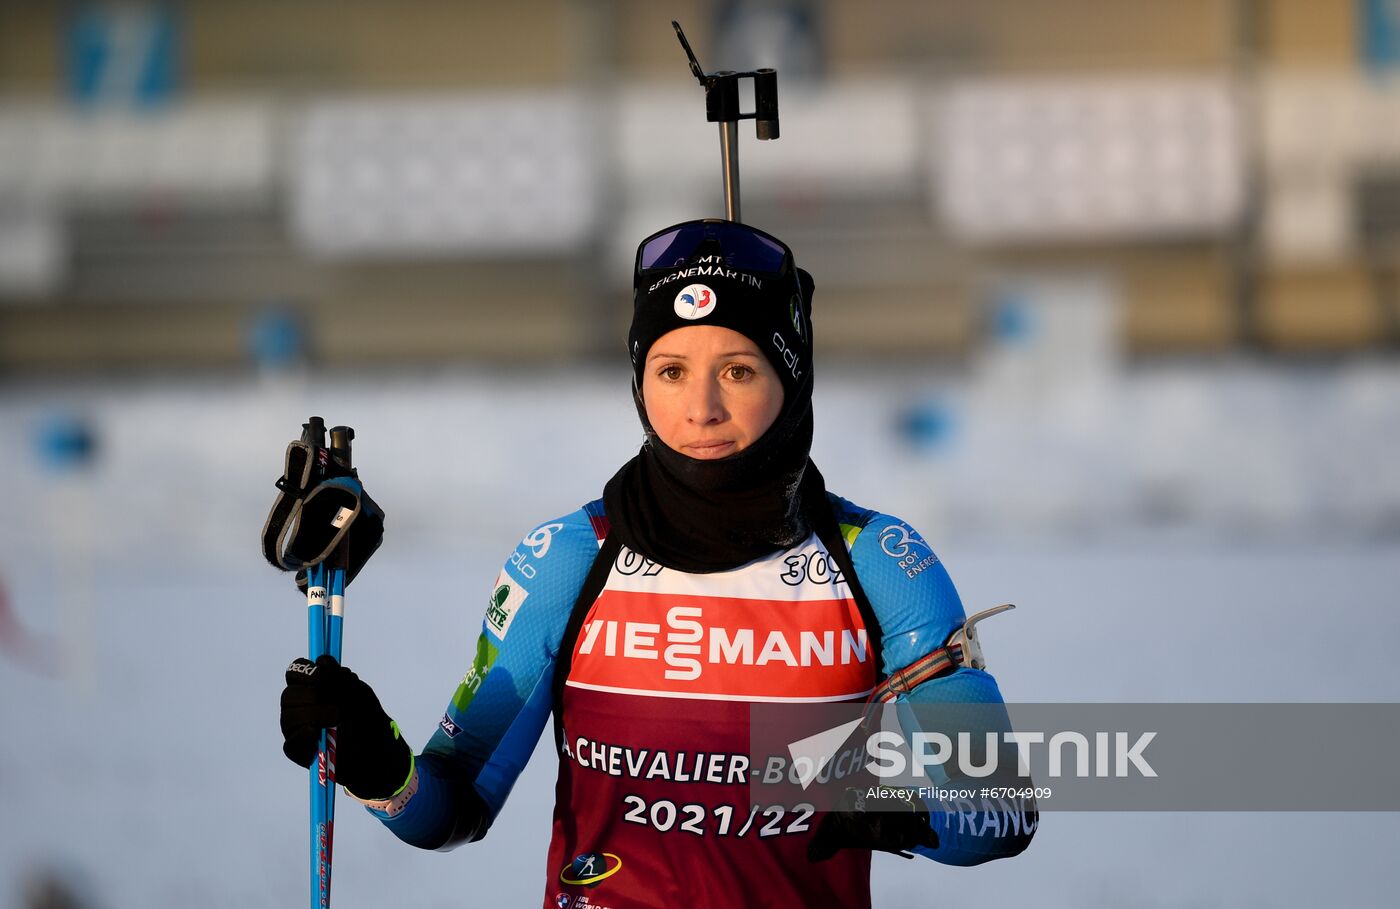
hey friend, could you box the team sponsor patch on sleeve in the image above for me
[877,522,940,579]
[450,632,501,714]
[484,571,528,639]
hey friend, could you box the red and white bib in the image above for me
[543,535,876,909]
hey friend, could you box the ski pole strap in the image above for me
[868,604,1017,704]
[869,646,961,703]
[262,439,386,584]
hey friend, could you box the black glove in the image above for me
[807,787,940,862]
[280,655,413,800]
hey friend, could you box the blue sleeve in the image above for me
[844,500,1037,866]
[368,503,603,850]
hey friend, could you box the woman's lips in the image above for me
[684,440,736,459]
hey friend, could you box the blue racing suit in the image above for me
[362,493,1034,907]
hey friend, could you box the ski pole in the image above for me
[266,414,382,909]
[318,425,355,906]
[307,560,331,909]
[296,416,334,909]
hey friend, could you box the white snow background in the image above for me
[1,362,1398,908]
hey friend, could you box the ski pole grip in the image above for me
[302,416,327,448]
[329,425,354,470]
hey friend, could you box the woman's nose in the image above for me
[686,377,726,424]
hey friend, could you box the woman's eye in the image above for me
[727,365,753,381]
[659,365,683,381]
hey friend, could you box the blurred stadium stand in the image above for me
[0,0,1398,371]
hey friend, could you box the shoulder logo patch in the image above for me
[485,572,528,638]
[877,523,939,579]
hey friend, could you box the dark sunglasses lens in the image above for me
[637,222,789,274]
[720,226,787,272]
[639,225,705,270]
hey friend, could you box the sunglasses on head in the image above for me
[634,219,795,289]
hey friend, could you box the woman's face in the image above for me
[642,325,785,460]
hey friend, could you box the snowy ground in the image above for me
[1,365,1398,907]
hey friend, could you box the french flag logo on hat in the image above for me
[674,284,716,320]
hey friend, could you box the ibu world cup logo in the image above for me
[674,283,716,320]
[560,851,623,887]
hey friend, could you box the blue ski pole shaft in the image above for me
[306,562,331,909]
[322,557,347,903]
[315,424,354,908]
[327,560,345,666]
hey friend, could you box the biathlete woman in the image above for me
[280,219,1035,908]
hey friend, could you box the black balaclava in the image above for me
[603,231,823,573]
